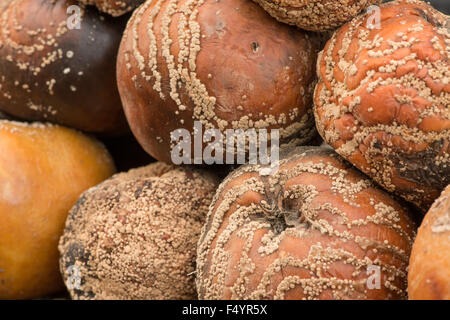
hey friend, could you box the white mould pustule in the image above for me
[79,0,145,17]
[0,0,129,134]
[196,146,416,300]
[313,0,450,212]
[116,0,321,164]
[58,162,220,300]
[251,0,383,32]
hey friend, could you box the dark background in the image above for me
[426,0,449,14]
[404,0,449,14]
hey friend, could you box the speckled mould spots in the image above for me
[59,162,219,300]
[116,0,321,164]
[314,0,450,212]
[79,0,145,17]
[196,146,416,300]
[0,0,129,134]
[252,0,383,32]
